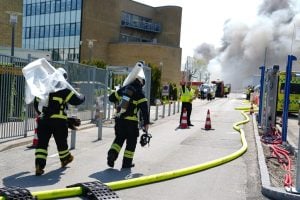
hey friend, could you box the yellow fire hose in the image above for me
[0,111,249,200]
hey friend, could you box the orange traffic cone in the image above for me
[27,116,39,149]
[203,109,213,130]
[180,108,188,129]
[250,103,254,115]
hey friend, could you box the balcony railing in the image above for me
[121,19,161,33]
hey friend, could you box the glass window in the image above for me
[48,38,53,48]
[59,49,65,60]
[280,83,300,94]
[50,25,54,37]
[36,14,40,24]
[71,0,77,10]
[41,2,46,14]
[35,26,40,38]
[31,3,36,15]
[52,49,60,61]
[45,25,50,37]
[75,48,80,61]
[61,0,66,12]
[45,2,51,14]
[66,0,71,11]
[40,26,45,38]
[26,4,31,16]
[54,24,60,37]
[36,3,40,15]
[68,48,75,60]
[70,23,76,36]
[76,22,80,35]
[44,40,49,49]
[25,27,31,39]
[51,1,55,13]
[31,27,35,38]
[29,39,35,49]
[77,0,82,10]
[55,0,61,12]
[65,23,70,36]
[60,24,65,37]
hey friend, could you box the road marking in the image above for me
[49,153,58,158]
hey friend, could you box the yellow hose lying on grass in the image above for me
[0,111,250,200]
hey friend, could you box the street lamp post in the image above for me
[159,61,163,83]
[87,39,97,62]
[6,11,22,62]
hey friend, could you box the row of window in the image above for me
[121,12,161,33]
[24,23,80,39]
[122,12,152,24]
[23,35,80,53]
[50,48,79,61]
[25,0,81,16]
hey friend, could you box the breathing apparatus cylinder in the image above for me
[116,87,134,116]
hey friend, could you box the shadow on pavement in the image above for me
[89,168,143,183]
[2,168,67,188]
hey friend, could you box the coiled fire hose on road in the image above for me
[261,126,293,188]
[269,144,293,187]
[236,103,293,187]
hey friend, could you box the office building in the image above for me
[22,0,182,83]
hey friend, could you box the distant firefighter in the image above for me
[179,81,196,127]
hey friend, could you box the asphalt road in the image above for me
[0,94,268,200]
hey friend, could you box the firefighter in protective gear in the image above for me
[34,68,85,176]
[107,62,150,169]
[179,81,195,127]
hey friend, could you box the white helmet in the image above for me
[137,67,145,85]
[123,61,145,87]
[57,68,68,80]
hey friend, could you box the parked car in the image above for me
[198,84,216,100]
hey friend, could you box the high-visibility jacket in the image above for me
[224,87,229,93]
[180,86,195,103]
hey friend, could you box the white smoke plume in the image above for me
[194,0,300,90]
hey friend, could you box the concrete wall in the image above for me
[81,0,121,61]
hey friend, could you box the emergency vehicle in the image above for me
[276,71,300,113]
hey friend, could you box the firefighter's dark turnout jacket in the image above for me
[34,89,85,170]
[108,79,149,167]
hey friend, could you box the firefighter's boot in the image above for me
[61,155,74,168]
[35,165,45,176]
[122,157,135,169]
[107,150,118,168]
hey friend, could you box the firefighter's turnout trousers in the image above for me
[35,118,72,169]
[108,118,139,167]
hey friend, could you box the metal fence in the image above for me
[0,54,153,141]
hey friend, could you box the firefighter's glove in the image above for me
[67,117,81,130]
[140,131,152,147]
[115,107,126,118]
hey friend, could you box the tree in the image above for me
[184,56,209,82]
[148,63,162,105]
